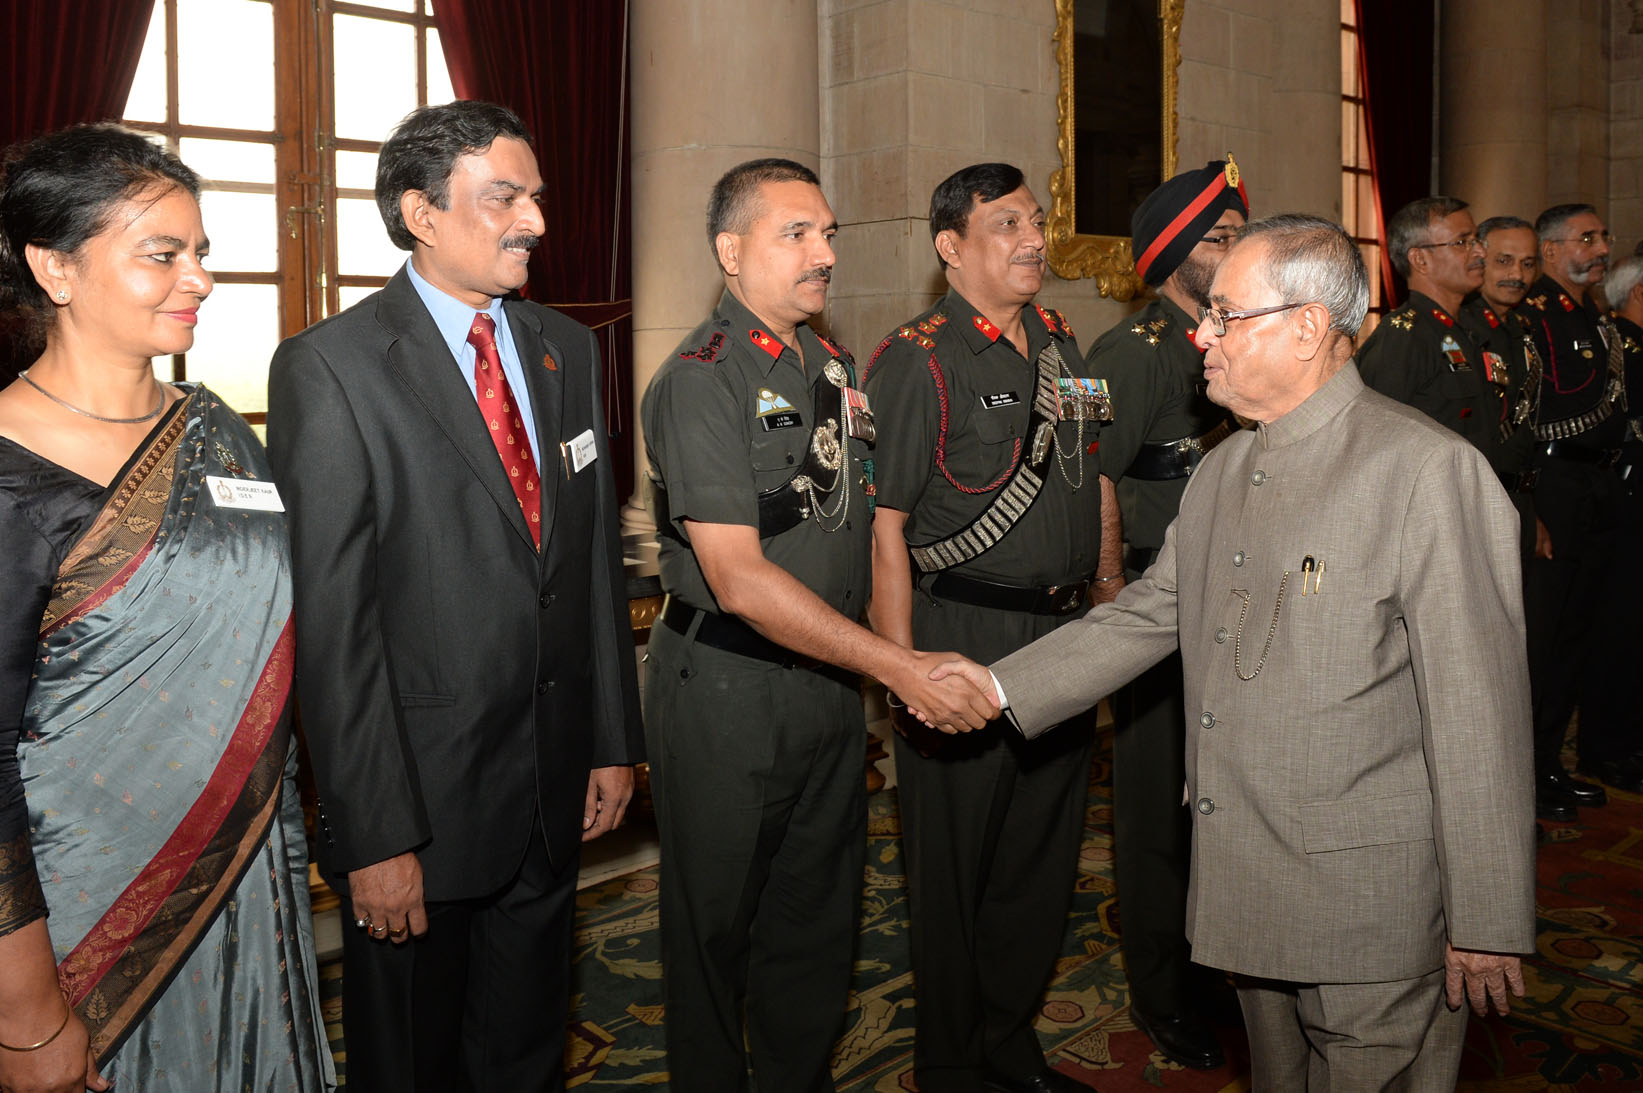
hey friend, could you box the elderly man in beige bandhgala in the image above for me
[934,214,1536,1090]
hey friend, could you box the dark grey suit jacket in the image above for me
[267,267,642,901]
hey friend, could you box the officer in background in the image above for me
[864,162,1119,1093]
[1592,255,1643,789]
[640,157,995,1093]
[1520,204,1636,800]
[1080,157,1251,1072]
[1359,197,1580,819]
[1459,215,1549,560]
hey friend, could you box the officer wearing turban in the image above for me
[1082,156,1250,1071]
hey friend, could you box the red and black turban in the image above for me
[1131,156,1250,287]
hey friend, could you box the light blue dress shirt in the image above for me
[405,258,541,464]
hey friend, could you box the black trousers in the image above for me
[645,629,868,1093]
[1575,474,1643,763]
[1111,651,1194,1017]
[895,717,1094,1093]
[1525,460,1628,770]
[338,816,578,1093]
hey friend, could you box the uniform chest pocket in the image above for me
[972,408,1025,445]
[1436,365,1482,398]
[750,434,802,476]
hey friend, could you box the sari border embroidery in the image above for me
[57,622,294,1037]
[40,405,189,637]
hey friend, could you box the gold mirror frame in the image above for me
[1046,0,1185,300]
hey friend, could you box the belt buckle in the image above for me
[1048,583,1085,614]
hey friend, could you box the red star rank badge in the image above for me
[973,314,1001,342]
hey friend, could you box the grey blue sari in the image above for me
[17,388,333,1090]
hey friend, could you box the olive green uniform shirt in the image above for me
[642,289,872,615]
[862,289,1102,662]
[1086,295,1233,553]
[1356,290,1529,473]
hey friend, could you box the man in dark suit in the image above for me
[267,101,643,1092]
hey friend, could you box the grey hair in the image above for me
[1603,255,1643,309]
[1236,214,1370,336]
[1386,196,1468,278]
[1477,215,1533,245]
[1535,203,1597,239]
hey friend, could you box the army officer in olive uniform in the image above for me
[1518,204,1635,803]
[1357,198,1539,552]
[1459,214,1547,561]
[641,158,994,1093]
[864,163,1120,1093]
[1083,157,1250,1072]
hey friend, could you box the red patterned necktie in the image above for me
[467,312,542,546]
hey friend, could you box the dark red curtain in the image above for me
[435,1,635,500]
[2,0,157,381]
[1355,0,1435,308]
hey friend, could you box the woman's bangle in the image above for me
[1092,573,1124,583]
[0,991,72,1052]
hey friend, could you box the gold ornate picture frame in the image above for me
[1047,0,1185,300]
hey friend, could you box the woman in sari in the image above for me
[0,126,332,1091]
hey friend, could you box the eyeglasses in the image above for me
[1411,234,1482,252]
[1197,302,1303,337]
[1544,230,1612,247]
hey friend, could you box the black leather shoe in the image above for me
[1577,754,1643,794]
[1539,769,1607,807]
[1130,1007,1226,1070]
[981,1066,1092,1092]
[1536,794,1577,822]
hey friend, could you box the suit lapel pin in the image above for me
[543,352,558,372]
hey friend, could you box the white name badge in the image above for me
[206,475,285,512]
[562,428,598,476]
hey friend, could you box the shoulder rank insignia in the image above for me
[1429,308,1455,328]
[898,325,936,350]
[1524,294,1548,311]
[918,311,949,335]
[1130,314,1171,346]
[1387,309,1415,331]
[679,331,725,361]
[973,314,1002,342]
[749,328,783,359]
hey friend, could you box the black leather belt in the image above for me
[1538,441,1622,468]
[1126,419,1237,481]
[928,571,1091,616]
[1497,468,1539,493]
[658,597,819,669]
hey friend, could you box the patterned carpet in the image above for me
[321,746,1643,1090]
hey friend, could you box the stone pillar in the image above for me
[1439,0,1549,221]
[625,0,821,530]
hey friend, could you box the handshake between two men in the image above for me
[893,653,1003,734]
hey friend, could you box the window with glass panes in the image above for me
[1341,0,1384,337]
[123,0,454,426]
